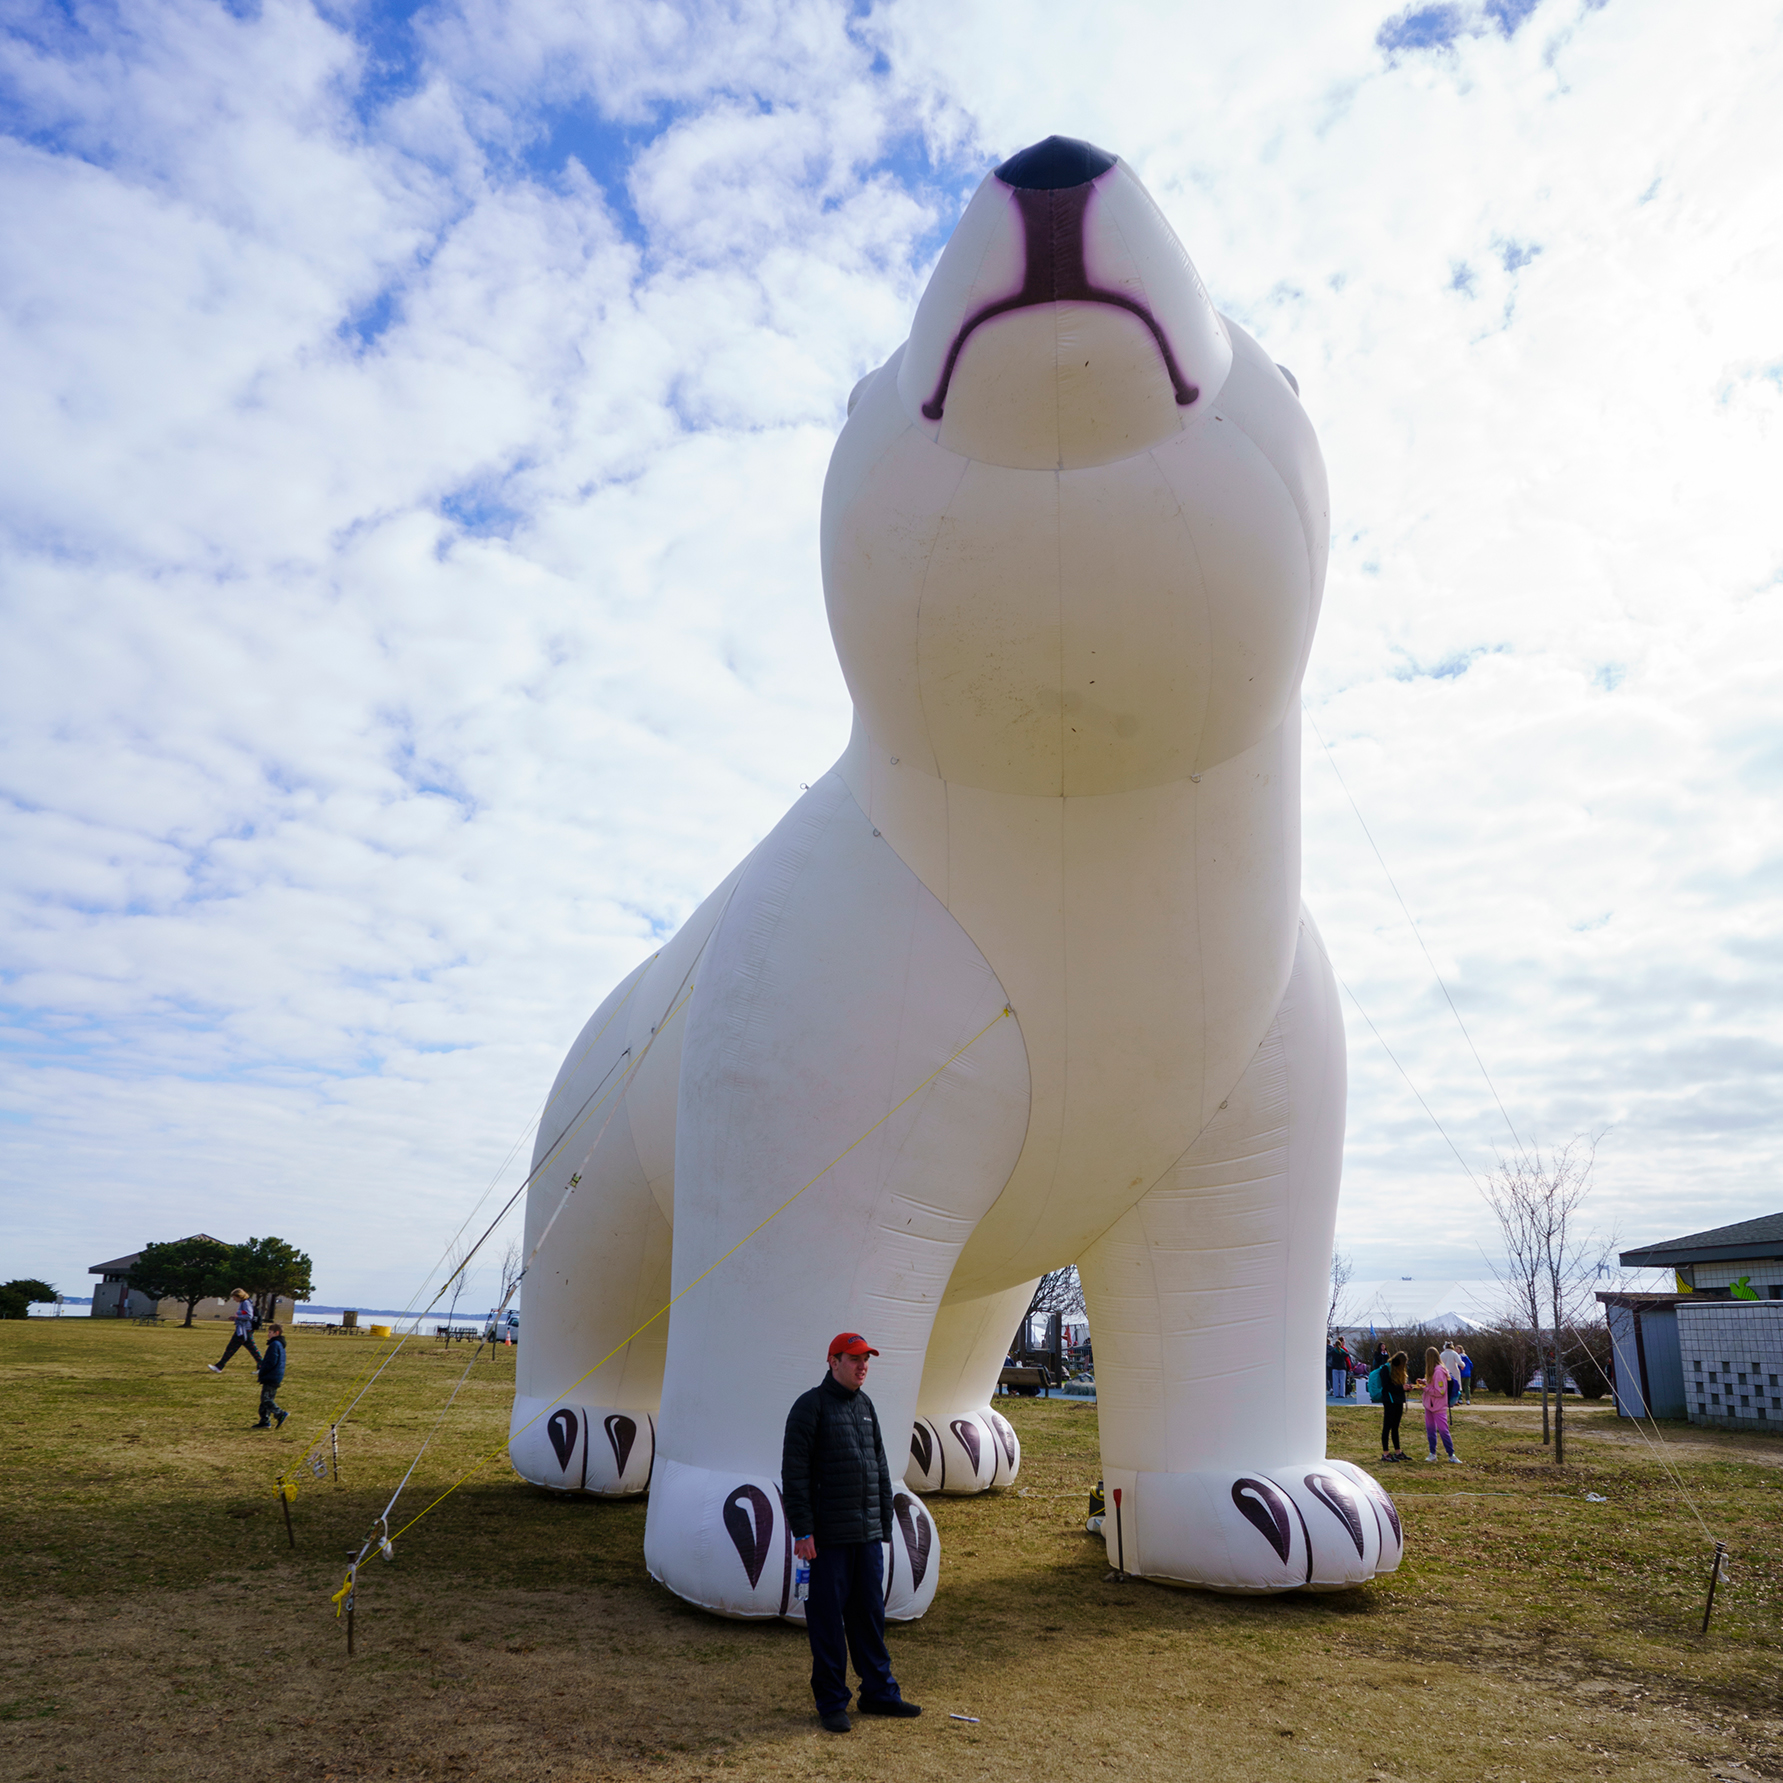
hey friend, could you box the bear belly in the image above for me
[836,707,1303,1295]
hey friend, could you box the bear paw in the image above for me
[1098,1460,1402,1592]
[905,1407,1021,1494]
[509,1396,655,1496]
[643,1458,941,1622]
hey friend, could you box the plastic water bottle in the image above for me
[793,1555,811,1602]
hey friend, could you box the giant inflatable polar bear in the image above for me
[509,136,1401,1616]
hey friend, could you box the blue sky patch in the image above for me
[1482,0,1543,35]
[1377,4,1470,54]
[1393,645,1500,682]
[339,285,401,351]
[1377,0,1544,58]
[440,482,525,540]
[341,0,431,124]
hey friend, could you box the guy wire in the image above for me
[1305,703,1525,1156]
[277,967,650,1487]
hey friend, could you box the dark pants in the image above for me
[217,1331,261,1369]
[1381,1404,1402,1452]
[257,1383,284,1425]
[805,1542,900,1715]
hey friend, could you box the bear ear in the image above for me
[846,367,881,417]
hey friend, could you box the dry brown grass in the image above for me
[3,1320,1780,1782]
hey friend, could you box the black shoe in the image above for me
[253,1421,271,1429]
[819,1710,852,1734]
[275,1410,288,1428]
[858,1699,921,1718]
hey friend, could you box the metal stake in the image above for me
[1701,1541,1728,1635]
[280,1487,296,1550]
[330,1422,340,1483]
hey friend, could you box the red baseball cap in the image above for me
[829,1332,879,1359]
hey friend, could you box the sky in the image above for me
[2,0,1780,1313]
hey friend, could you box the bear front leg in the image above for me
[643,775,1032,1620]
[1078,911,1403,1592]
[907,1279,1036,1494]
[509,960,669,1497]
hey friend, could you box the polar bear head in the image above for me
[822,136,1329,799]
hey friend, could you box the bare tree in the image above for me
[1484,1157,1550,1439]
[442,1238,476,1335]
[1327,1249,1355,1343]
[1015,1268,1086,1356]
[488,1236,525,1359]
[1483,1137,1606,1464]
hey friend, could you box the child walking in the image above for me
[1380,1351,1408,1462]
[1422,1345,1459,1462]
[254,1323,288,1429]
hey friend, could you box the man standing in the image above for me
[1439,1339,1465,1413]
[782,1334,922,1735]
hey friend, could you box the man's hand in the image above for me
[794,1536,817,1560]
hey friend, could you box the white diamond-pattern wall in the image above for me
[1678,1303,1783,1430]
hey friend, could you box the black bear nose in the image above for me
[994,135,1117,190]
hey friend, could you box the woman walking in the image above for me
[207,1289,261,1373]
[1380,1351,1408,1463]
[1422,1345,1459,1462]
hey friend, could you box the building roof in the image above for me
[1619,1212,1783,1270]
[88,1235,229,1276]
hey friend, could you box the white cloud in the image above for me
[2,0,1779,1310]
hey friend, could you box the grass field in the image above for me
[2,1319,1779,1783]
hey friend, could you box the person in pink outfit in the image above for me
[1421,1346,1459,1461]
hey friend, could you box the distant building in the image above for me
[1600,1212,1783,1428]
[88,1237,296,1324]
[1334,1278,1510,1344]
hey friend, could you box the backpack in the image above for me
[1367,1365,1386,1403]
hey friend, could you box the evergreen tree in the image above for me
[128,1238,233,1326]
[229,1236,315,1323]
[0,1278,57,1319]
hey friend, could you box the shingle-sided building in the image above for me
[1601,1212,1783,1429]
[87,1236,294,1324]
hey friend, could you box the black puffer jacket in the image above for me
[781,1373,893,1545]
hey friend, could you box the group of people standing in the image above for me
[205,1287,288,1429]
[1370,1339,1470,1464]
